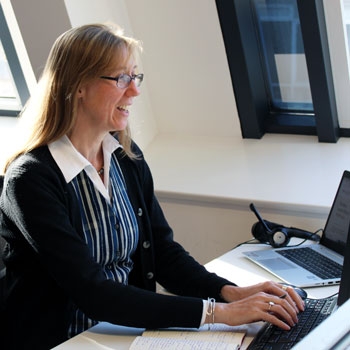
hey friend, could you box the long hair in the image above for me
[4,23,142,172]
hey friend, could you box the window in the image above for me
[326,0,350,130]
[343,1,350,71]
[0,2,30,117]
[0,40,21,113]
[216,0,347,142]
[252,0,313,113]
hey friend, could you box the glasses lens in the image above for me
[135,74,143,87]
[117,74,131,88]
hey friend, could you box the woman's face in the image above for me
[76,55,141,134]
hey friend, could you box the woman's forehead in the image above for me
[109,53,138,72]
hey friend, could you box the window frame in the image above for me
[215,0,342,142]
[0,2,30,117]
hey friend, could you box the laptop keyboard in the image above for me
[247,296,337,350]
[276,247,342,279]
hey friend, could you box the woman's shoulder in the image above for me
[6,146,65,188]
[9,146,55,172]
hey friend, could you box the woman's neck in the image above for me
[67,130,105,171]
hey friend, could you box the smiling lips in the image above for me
[117,105,129,112]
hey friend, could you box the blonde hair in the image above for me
[5,23,142,172]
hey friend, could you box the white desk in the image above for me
[53,240,338,349]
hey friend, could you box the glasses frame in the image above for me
[100,73,144,89]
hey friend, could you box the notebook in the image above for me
[243,170,350,288]
[247,206,350,350]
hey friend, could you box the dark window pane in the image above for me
[252,0,313,112]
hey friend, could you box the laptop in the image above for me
[243,170,350,287]
[247,213,350,350]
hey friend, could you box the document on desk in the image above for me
[129,324,246,350]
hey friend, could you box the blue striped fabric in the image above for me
[68,153,139,336]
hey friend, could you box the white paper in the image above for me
[129,324,245,350]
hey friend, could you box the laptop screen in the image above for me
[321,171,350,256]
[338,214,350,306]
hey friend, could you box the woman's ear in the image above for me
[77,87,84,98]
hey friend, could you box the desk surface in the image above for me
[53,240,339,350]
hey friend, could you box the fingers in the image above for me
[218,281,307,330]
[277,284,305,313]
[261,281,305,312]
[239,294,296,330]
[256,282,306,329]
[261,306,292,330]
[264,295,298,327]
[217,291,299,330]
[216,296,294,330]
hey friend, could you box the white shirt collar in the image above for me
[48,134,122,201]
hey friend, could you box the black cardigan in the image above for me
[0,143,234,349]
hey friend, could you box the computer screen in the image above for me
[337,216,350,306]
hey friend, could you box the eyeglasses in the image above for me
[100,73,144,89]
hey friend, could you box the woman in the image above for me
[0,23,304,349]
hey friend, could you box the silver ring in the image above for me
[268,301,275,311]
[281,285,289,291]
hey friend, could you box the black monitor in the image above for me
[338,218,350,306]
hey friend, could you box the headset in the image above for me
[249,203,320,248]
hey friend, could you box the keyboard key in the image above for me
[276,247,342,279]
[247,296,337,349]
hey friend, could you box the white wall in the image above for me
[160,198,328,264]
[124,0,240,138]
[10,0,71,79]
[63,0,240,142]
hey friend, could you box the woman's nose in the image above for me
[125,79,141,96]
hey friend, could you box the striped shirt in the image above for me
[48,135,139,336]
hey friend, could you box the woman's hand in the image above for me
[221,281,305,312]
[211,281,305,330]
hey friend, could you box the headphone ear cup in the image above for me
[270,228,290,248]
[252,222,291,248]
[251,222,271,243]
